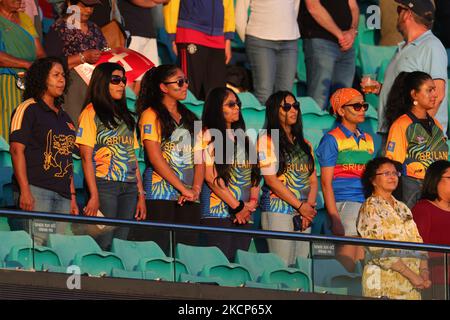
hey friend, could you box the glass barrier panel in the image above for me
[0,216,33,271]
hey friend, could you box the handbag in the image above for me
[100,0,127,48]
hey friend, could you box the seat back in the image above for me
[0,231,32,261]
[7,246,61,270]
[48,234,102,266]
[111,238,166,271]
[176,243,229,275]
[77,253,125,276]
[235,250,285,281]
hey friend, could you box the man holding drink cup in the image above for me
[369,0,448,144]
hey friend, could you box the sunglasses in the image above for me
[223,101,242,109]
[280,101,300,112]
[110,75,127,85]
[342,102,369,112]
[163,78,189,88]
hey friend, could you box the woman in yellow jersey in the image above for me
[257,91,318,265]
[131,64,203,251]
[199,87,260,260]
[76,62,146,250]
[385,71,448,209]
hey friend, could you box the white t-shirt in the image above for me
[235,0,300,42]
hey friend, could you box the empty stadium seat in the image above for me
[235,250,310,291]
[73,252,125,277]
[0,231,32,262]
[111,238,188,281]
[6,246,61,270]
[310,258,362,296]
[236,92,264,110]
[302,114,336,132]
[48,234,124,276]
[299,97,327,116]
[182,90,204,118]
[241,109,266,133]
[358,44,397,80]
[176,243,251,287]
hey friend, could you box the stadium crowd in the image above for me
[2,0,450,300]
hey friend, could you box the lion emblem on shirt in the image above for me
[43,130,75,178]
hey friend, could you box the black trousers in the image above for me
[177,43,226,100]
[199,218,252,262]
[127,200,201,255]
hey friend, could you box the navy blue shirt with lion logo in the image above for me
[10,98,76,199]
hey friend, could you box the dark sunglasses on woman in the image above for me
[110,75,127,85]
[343,102,369,112]
[224,101,242,109]
[281,101,300,112]
[163,78,189,88]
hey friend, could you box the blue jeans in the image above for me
[95,178,138,250]
[303,38,355,110]
[14,184,71,246]
[245,35,298,104]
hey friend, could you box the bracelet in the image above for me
[229,200,245,215]
[249,197,258,203]
[79,52,86,64]
[295,202,304,212]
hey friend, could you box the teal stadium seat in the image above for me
[182,89,204,119]
[241,109,266,133]
[73,252,125,277]
[111,238,188,281]
[237,92,264,110]
[176,243,251,287]
[48,234,124,276]
[299,97,328,116]
[310,258,362,296]
[0,149,13,207]
[235,250,310,291]
[6,245,61,270]
[0,231,32,263]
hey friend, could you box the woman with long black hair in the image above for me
[384,71,448,208]
[199,87,260,260]
[131,64,203,250]
[257,91,317,265]
[76,62,146,250]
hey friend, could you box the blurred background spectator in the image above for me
[0,0,45,141]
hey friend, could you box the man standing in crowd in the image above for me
[375,0,448,139]
[299,0,360,110]
[163,0,235,100]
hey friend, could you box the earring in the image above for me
[413,100,418,106]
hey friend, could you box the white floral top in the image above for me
[357,195,427,300]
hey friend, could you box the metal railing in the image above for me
[1,208,450,299]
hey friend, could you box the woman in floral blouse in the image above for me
[357,157,431,300]
[44,0,107,124]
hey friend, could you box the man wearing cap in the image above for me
[373,0,448,140]
[316,88,374,272]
